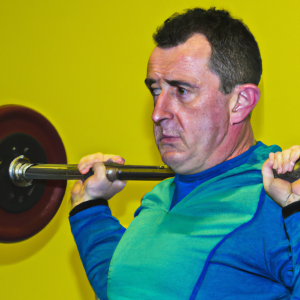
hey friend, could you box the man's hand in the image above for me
[262,146,300,207]
[71,153,126,208]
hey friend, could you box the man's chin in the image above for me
[161,152,186,171]
[161,151,203,175]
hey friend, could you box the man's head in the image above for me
[153,8,262,94]
[145,8,261,174]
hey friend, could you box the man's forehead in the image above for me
[147,34,212,81]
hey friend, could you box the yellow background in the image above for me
[0,0,299,299]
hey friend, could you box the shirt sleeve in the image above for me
[283,204,300,297]
[69,203,126,300]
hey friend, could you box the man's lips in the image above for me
[160,134,181,143]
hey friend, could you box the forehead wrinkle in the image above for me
[148,35,213,86]
[148,58,208,87]
[164,58,209,87]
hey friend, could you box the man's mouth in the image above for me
[160,133,181,143]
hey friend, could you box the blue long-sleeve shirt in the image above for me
[70,142,300,299]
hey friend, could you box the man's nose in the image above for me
[152,90,173,124]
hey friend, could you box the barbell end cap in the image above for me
[9,155,34,187]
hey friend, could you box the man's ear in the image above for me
[230,84,260,125]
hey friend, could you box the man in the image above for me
[70,8,300,299]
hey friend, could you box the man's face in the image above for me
[146,34,233,175]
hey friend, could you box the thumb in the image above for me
[71,180,83,199]
[262,159,274,191]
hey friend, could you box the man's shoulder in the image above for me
[246,142,281,166]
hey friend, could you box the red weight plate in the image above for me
[0,105,67,242]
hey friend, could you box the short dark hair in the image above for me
[153,8,262,94]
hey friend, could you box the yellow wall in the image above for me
[0,0,299,299]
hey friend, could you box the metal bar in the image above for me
[25,163,300,182]
[9,155,300,185]
[25,164,83,180]
[23,162,175,182]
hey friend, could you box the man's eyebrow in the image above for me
[145,78,196,89]
[144,78,156,88]
[165,79,195,89]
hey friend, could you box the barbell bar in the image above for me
[9,155,176,187]
[8,154,300,187]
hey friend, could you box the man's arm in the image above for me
[70,153,127,299]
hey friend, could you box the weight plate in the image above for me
[0,105,67,243]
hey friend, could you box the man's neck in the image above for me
[225,121,255,162]
[202,118,255,172]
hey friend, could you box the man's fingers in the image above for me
[290,146,300,170]
[104,155,125,164]
[287,160,295,172]
[269,152,275,163]
[282,150,292,173]
[281,146,300,173]
[78,153,125,174]
[274,152,283,173]
[78,153,105,173]
[270,147,300,175]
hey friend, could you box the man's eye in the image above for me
[178,87,187,95]
[152,88,161,96]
